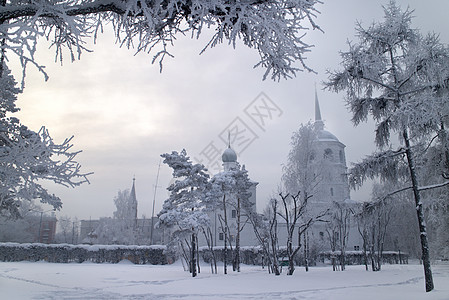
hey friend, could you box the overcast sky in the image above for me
[12,0,449,220]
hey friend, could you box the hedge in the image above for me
[0,243,173,264]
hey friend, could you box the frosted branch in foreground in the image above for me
[0,0,322,81]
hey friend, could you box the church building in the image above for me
[305,90,362,252]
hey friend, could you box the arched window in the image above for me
[330,187,334,196]
[339,150,344,163]
[324,148,333,160]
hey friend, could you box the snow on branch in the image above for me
[0,0,322,81]
[418,181,449,192]
[349,148,408,189]
[0,66,91,217]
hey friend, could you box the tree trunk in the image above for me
[304,230,309,272]
[222,195,228,275]
[191,231,197,277]
[203,227,217,274]
[363,235,369,271]
[403,129,434,292]
[235,197,241,272]
[287,235,295,275]
[196,234,200,274]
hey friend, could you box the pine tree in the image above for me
[158,149,210,277]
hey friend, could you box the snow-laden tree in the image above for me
[0,64,90,218]
[109,188,138,244]
[325,1,449,291]
[158,149,211,277]
[209,169,235,275]
[262,198,281,275]
[0,201,42,242]
[281,122,329,274]
[418,141,449,260]
[355,192,392,272]
[54,215,79,244]
[84,188,141,245]
[0,0,322,81]
[326,200,353,271]
[209,162,254,273]
[113,188,137,228]
[230,164,253,272]
[283,122,320,197]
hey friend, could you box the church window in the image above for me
[339,150,344,163]
[219,232,224,241]
[231,209,237,218]
[324,148,333,160]
[230,235,235,242]
[330,187,334,196]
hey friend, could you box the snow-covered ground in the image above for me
[1,260,448,299]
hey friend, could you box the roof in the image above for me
[222,147,237,162]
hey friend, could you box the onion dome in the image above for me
[222,147,237,163]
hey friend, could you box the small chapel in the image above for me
[198,144,259,247]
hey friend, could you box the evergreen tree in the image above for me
[326,1,449,291]
[158,149,210,277]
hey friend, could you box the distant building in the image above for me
[277,90,362,252]
[35,213,57,244]
[79,179,165,245]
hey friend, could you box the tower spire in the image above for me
[314,85,324,130]
[130,176,138,227]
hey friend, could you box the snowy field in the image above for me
[1,260,449,300]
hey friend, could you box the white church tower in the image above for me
[309,90,362,252]
[312,90,350,210]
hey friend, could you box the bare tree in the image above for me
[244,199,280,275]
[265,198,281,275]
[329,201,353,271]
[277,191,327,275]
[356,197,392,272]
[325,215,340,271]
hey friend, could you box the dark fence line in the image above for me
[200,246,265,266]
[0,243,172,264]
[0,243,408,267]
[318,250,409,265]
[199,247,409,266]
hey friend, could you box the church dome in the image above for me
[222,147,237,162]
[317,129,339,142]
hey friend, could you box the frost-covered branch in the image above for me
[349,148,407,189]
[418,181,449,192]
[0,0,322,81]
[0,65,91,218]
